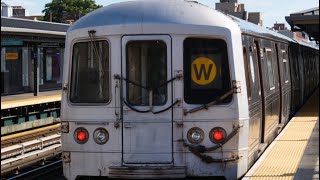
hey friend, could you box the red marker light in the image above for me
[77,131,87,141]
[209,127,227,143]
[213,131,224,141]
[74,127,89,144]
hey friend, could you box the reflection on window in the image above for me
[70,40,109,103]
[249,54,255,83]
[282,51,289,83]
[249,49,261,100]
[243,47,251,98]
[184,38,231,104]
[265,50,275,89]
[127,41,167,106]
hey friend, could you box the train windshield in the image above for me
[70,40,110,103]
[126,40,167,106]
[184,38,232,104]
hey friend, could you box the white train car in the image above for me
[61,0,319,179]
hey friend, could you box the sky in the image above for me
[2,0,319,28]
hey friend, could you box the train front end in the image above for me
[61,1,250,179]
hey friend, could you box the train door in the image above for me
[121,35,173,164]
[274,43,283,124]
[253,40,266,145]
[243,36,263,164]
[276,44,291,125]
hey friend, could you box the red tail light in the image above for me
[209,127,227,143]
[213,131,224,141]
[74,127,89,144]
[77,131,87,141]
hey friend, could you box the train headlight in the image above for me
[74,127,89,144]
[187,127,204,144]
[93,128,109,145]
[192,131,201,141]
[209,127,227,144]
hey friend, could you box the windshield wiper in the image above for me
[183,88,235,115]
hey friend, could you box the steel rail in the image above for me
[1,134,61,159]
[1,123,61,141]
[1,144,62,174]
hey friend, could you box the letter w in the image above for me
[193,64,213,80]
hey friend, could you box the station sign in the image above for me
[39,42,61,47]
[1,40,23,46]
[5,52,19,60]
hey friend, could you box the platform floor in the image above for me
[1,90,62,110]
[243,89,319,180]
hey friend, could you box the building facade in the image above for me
[215,0,263,26]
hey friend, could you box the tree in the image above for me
[42,0,102,23]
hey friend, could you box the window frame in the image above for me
[264,48,275,91]
[250,47,261,100]
[68,38,111,106]
[183,37,232,105]
[281,50,289,84]
[243,46,252,100]
[125,40,168,106]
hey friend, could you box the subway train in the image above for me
[60,0,319,179]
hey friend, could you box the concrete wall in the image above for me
[248,12,263,26]
[216,3,238,12]
[215,1,263,26]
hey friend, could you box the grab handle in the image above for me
[114,78,121,128]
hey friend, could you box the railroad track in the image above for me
[1,123,61,148]
[1,123,62,177]
[2,159,65,180]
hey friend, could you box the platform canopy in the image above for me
[285,7,319,43]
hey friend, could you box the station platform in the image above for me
[1,90,62,110]
[243,89,319,180]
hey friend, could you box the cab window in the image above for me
[70,40,110,103]
[184,38,232,104]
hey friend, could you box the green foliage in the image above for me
[42,0,102,23]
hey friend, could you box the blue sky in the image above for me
[2,0,319,28]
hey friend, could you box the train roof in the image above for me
[230,15,318,49]
[228,15,295,42]
[68,0,318,50]
[68,0,237,32]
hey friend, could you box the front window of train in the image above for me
[126,40,167,106]
[70,40,110,103]
[183,38,232,104]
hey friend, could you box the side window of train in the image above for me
[70,40,110,103]
[243,47,251,99]
[250,45,260,99]
[183,38,232,104]
[264,48,275,90]
[282,50,289,84]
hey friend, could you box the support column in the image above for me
[59,48,64,84]
[22,47,29,87]
[33,44,39,96]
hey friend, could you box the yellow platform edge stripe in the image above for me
[1,94,62,110]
